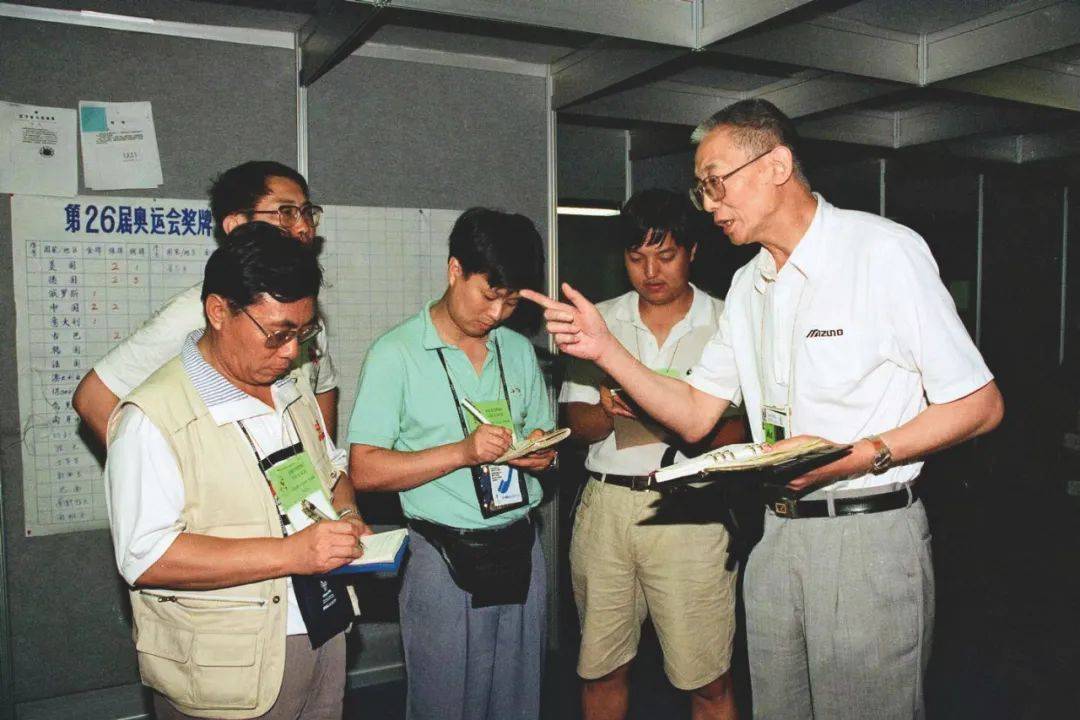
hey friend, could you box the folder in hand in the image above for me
[650,439,852,489]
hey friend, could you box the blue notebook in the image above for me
[329,528,409,575]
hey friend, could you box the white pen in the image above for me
[460,397,490,425]
[461,398,518,444]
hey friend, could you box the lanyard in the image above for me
[235,413,304,534]
[435,337,513,440]
[757,272,808,411]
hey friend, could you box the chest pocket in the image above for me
[797,318,861,393]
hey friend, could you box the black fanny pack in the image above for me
[409,517,534,608]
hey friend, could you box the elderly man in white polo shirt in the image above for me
[560,189,745,720]
[524,98,1004,719]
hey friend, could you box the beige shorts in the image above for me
[570,477,737,690]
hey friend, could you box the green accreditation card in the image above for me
[762,405,790,444]
[463,399,515,434]
[265,451,326,513]
[653,368,684,380]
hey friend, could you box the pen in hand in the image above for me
[461,398,518,445]
[300,498,333,523]
[300,499,363,550]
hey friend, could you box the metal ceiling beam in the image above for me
[797,112,897,147]
[299,0,388,86]
[752,72,902,119]
[950,127,1080,164]
[565,83,741,127]
[936,59,1080,113]
[797,102,1067,150]
[923,0,1080,84]
[711,17,919,85]
[552,39,686,109]
[351,0,695,47]
[567,72,900,129]
[895,104,1053,147]
[696,0,817,48]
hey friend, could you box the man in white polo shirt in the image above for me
[524,99,1004,719]
[72,161,339,446]
[560,189,744,720]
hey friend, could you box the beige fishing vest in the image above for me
[108,357,336,718]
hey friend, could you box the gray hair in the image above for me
[691,98,809,187]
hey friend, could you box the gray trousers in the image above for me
[400,525,547,720]
[153,633,345,720]
[745,500,934,720]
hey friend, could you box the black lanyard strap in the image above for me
[236,411,308,534]
[435,337,514,441]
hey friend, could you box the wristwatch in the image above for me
[865,434,894,474]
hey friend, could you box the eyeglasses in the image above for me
[245,204,323,229]
[689,148,774,211]
[239,306,322,349]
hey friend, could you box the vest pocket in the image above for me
[135,619,196,706]
[139,589,267,612]
[133,591,270,710]
[192,633,262,709]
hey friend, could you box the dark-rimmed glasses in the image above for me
[240,306,322,349]
[689,148,774,210]
[245,204,324,229]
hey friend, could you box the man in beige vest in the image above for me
[104,222,369,720]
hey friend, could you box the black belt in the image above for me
[590,472,653,492]
[407,515,531,541]
[768,485,917,519]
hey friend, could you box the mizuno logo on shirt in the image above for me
[806,328,844,338]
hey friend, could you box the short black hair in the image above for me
[448,207,545,292]
[617,189,694,252]
[207,161,310,243]
[202,222,322,309]
[691,98,808,186]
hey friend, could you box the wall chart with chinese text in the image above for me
[12,194,456,536]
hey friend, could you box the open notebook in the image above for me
[651,439,851,486]
[495,427,572,463]
[328,528,410,575]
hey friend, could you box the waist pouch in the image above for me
[409,517,534,608]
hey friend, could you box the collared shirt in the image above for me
[687,194,994,493]
[104,331,347,635]
[94,282,338,398]
[346,300,554,529]
[559,285,726,475]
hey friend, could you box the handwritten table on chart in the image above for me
[11,195,457,536]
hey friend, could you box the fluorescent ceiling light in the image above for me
[557,206,620,217]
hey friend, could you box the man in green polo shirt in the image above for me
[347,207,555,720]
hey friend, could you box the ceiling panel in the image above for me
[830,0,1018,35]
[15,0,311,30]
[1044,43,1080,66]
[664,66,789,92]
[368,23,582,64]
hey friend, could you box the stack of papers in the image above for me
[652,439,849,485]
